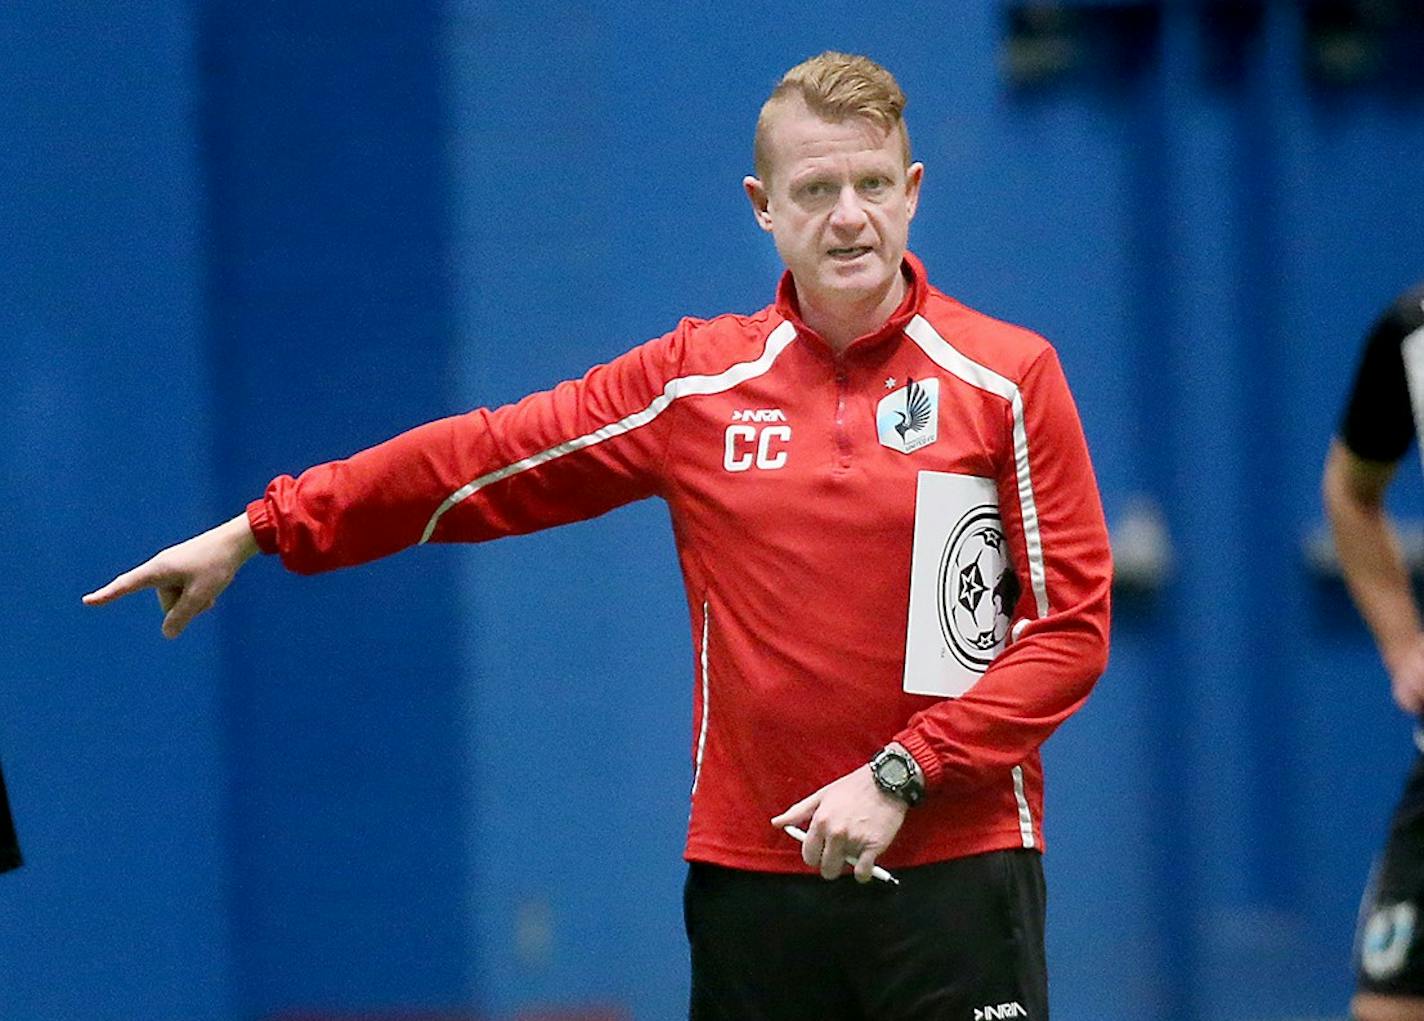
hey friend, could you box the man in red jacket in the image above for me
[87,52,1111,1020]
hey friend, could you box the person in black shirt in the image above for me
[0,760,20,874]
[1324,283,1424,1020]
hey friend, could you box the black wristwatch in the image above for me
[870,745,924,807]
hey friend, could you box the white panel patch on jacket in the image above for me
[904,470,1012,697]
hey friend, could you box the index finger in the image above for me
[82,560,169,605]
[770,790,821,830]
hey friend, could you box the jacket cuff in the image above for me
[245,497,280,556]
[893,729,943,791]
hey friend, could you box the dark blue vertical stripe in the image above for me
[1234,0,1298,914]
[198,2,470,1014]
[1126,12,1203,1014]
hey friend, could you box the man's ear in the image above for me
[904,162,925,221]
[743,175,774,233]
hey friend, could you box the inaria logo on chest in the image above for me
[730,408,787,423]
[876,377,940,454]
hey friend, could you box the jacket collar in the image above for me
[774,251,928,356]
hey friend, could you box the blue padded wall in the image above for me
[0,3,232,1019]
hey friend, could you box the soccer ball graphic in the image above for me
[938,509,1018,670]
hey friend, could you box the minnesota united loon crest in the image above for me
[876,377,940,454]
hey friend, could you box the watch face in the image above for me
[878,756,910,787]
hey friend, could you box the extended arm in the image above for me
[1323,439,1424,714]
[85,327,688,635]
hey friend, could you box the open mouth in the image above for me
[827,245,872,261]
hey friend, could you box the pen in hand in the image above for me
[782,825,900,885]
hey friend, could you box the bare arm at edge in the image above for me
[1323,439,1424,714]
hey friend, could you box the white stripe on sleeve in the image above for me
[419,321,798,544]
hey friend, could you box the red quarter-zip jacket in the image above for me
[247,253,1112,871]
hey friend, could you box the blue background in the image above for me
[3,2,1423,1019]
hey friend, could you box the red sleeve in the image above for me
[247,326,689,574]
[894,347,1112,791]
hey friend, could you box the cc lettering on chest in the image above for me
[724,409,791,472]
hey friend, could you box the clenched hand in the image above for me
[771,764,908,883]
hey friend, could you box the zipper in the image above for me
[833,364,852,469]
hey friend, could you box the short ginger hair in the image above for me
[753,52,911,183]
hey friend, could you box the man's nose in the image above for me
[829,186,867,229]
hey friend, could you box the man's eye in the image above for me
[804,182,832,197]
[860,176,888,192]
